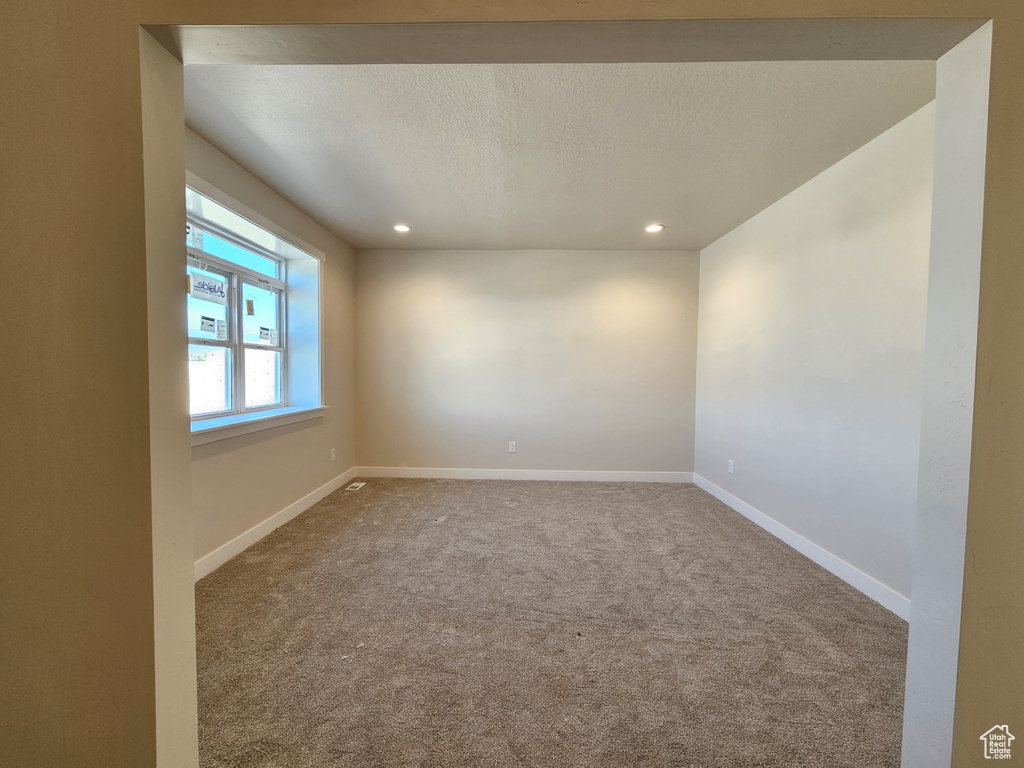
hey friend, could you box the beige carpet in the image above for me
[196,479,907,767]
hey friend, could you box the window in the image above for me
[185,186,323,439]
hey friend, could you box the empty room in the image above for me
[170,24,981,766]
[9,10,1019,768]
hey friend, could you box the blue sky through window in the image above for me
[198,231,278,278]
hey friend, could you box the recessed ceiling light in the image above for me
[394,224,411,233]
[644,223,666,234]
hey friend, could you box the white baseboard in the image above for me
[356,466,694,483]
[692,474,911,620]
[193,467,906,619]
[194,466,358,581]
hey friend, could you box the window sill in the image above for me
[190,405,328,447]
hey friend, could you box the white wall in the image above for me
[142,32,198,767]
[185,131,357,564]
[904,26,990,767]
[694,103,935,604]
[355,249,699,474]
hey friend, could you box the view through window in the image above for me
[186,195,287,418]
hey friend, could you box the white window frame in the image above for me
[187,222,288,420]
[185,177,327,446]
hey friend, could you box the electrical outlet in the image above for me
[509,441,517,453]
[331,448,336,462]
[728,459,734,474]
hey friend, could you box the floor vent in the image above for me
[346,482,366,491]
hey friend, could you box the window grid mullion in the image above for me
[188,338,233,348]
[279,280,288,408]
[234,271,245,413]
[242,344,285,352]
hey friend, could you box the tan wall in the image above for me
[3,4,1023,768]
[356,249,699,473]
[185,131,357,563]
[2,7,160,765]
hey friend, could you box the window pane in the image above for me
[186,188,285,258]
[245,348,282,408]
[197,230,278,278]
[242,283,280,345]
[187,266,229,341]
[189,345,232,415]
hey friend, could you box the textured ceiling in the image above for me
[184,62,934,251]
